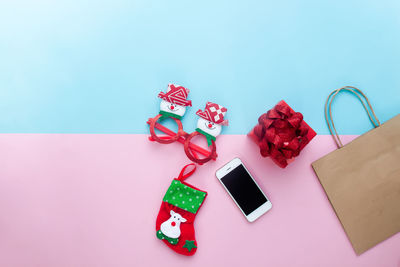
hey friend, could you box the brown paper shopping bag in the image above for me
[312,86,400,255]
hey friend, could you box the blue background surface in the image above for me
[1,0,399,134]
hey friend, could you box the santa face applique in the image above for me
[196,117,222,137]
[158,84,192,119]
[195,102,228,146]
[157,210,187,244]
[160,100,186,118]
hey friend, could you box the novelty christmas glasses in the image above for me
[147,84,228,164]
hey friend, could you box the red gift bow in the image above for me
[252,102,311,168]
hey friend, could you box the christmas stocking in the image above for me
[155,163,207,256]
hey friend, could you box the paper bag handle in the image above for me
[325,86,381,148]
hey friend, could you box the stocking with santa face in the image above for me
[155,164,207,256]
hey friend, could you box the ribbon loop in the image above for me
[177,163,197,181]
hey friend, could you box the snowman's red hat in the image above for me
[158,84,192,107]
[196,102,228,126]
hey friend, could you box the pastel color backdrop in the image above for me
[1,135,399,267]
[1,0,400,266]
[1,0,400,134]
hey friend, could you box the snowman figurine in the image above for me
[158,84,192,120]
[157,210,187,245]
[195,102,228,146]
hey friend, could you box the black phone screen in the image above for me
[220,164,268,215]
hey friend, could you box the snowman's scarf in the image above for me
[159,110,182,120]
[156,230,179,245]
[195,128,216,147]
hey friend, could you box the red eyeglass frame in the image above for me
[147,115,217,164]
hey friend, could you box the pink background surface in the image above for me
[0,134,399,267]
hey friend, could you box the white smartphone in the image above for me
[215,158,272,222]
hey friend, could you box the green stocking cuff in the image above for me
[163,180,206,214]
